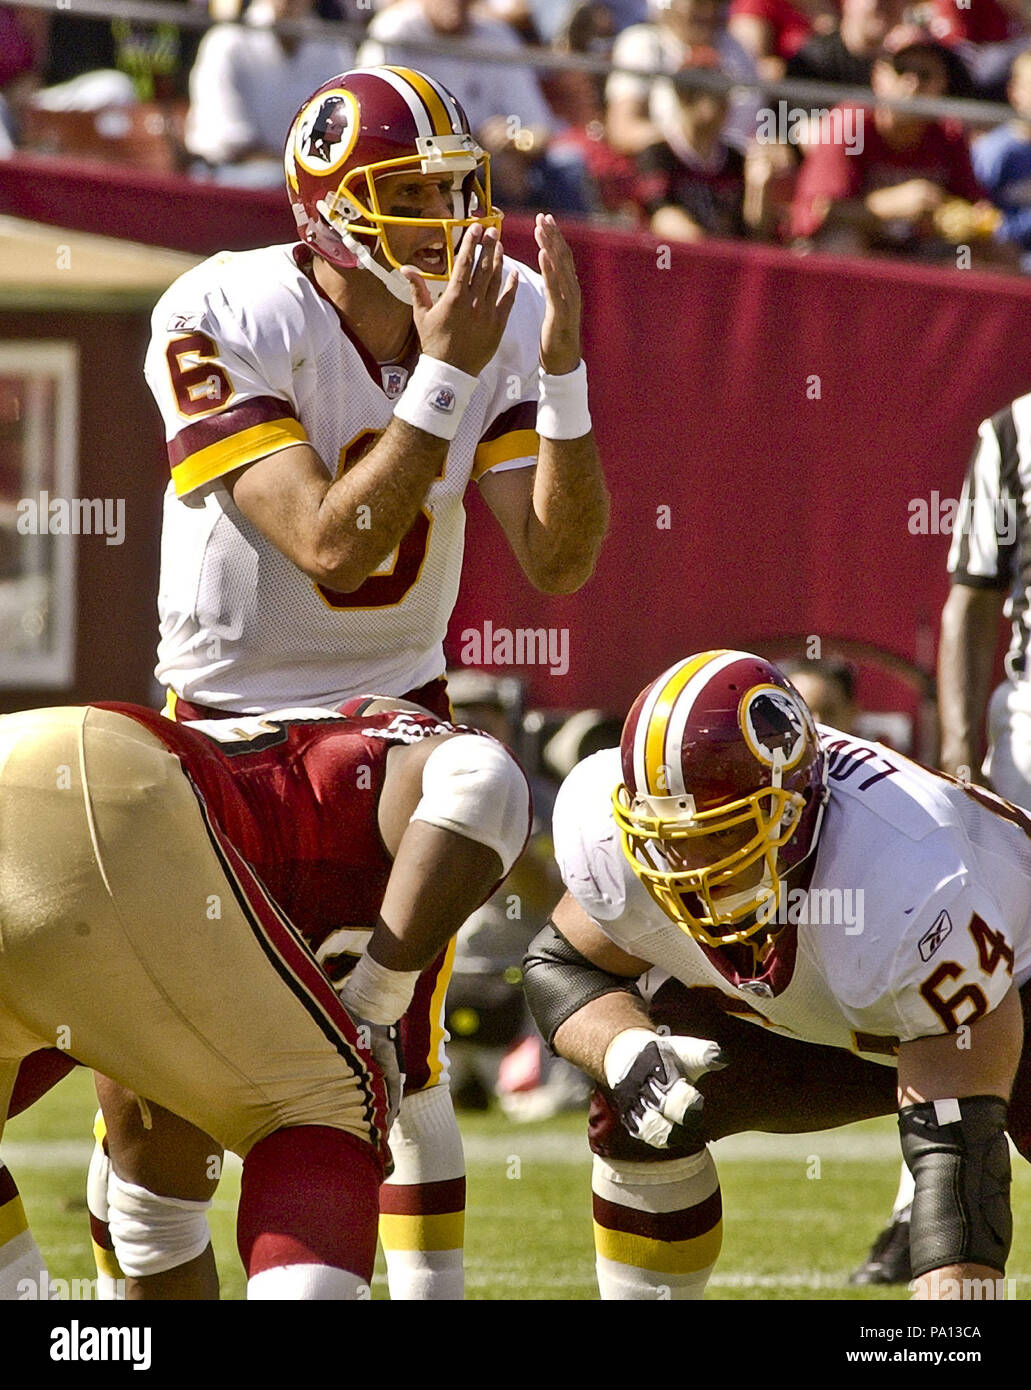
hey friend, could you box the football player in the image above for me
[524,649,1028,1299]
[0,697,529,1300]
[83,64,607,1301]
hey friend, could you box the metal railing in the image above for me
[4,0,1016,128]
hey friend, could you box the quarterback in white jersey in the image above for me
[524,650,1030,1300]
[146,239,546,709]
[79,64,607,1304]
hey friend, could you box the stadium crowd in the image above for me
[4,0,1031,268]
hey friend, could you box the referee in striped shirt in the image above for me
[941,396,1028,809]
[851,396,1027,1289]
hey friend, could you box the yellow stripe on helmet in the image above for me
[641,650,728,797]
[385,67,456,137]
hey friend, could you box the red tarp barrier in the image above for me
[5,154,1031,722]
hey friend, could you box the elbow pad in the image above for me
[899,1095,1011,1278]
[522,919,642,1050]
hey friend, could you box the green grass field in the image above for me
[5,1066,1031,1301]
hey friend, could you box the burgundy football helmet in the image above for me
[612,650,828,946]
[284,66,501,303]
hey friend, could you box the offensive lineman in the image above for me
[0,697,529,1300]
[75,64,608,1300]
[524,649,1028,1299]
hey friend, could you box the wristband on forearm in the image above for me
[338,951,420,1026]
[536,360,591,440]
[393,355,478,441]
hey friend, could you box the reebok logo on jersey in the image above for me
[919,910,952,962]
[167,312,202,332]
[429,386,456,414]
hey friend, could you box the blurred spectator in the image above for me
[540,707,624,779]
[542,5,642,220]
[633,45,751,240]
[0,6,42,149]
[37,2,201,104]
[789,38,1000,258]
[972,47,1031,267]
[779,656,859,730]
[785,0,905,87]
[927,0,1030,99]
[522,0,649,43]
[359,0,593,213]
[606,0,761,155]
[184,0,354,185]
[728,0,839,81]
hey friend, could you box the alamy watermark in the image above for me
[755,102,864,156]
[907,490,1016,544]
[16,492,125,546]
[755,883,864,935]
[458,620,569,677]
[18,1272,125,1300]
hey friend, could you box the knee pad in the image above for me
[411,735,530,875]
[106,1171,212,1279]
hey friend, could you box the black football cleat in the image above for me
[848,1207,912,1286]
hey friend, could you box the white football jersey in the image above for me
[553,730,1031,1064]
[145,242,543,711]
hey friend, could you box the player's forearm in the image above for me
[312,419,448,591]
[937,584,1005,774]
[519,433,609,594]
[552,991,655,1083]
[369,822,504,975]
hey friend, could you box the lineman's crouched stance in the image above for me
[0,699,529,1299]
[524,650,1026,1300]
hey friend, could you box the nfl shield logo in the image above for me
[381,367,408,397]
[430,386,456,414]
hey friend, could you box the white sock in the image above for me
[0,1230,59,1300]
[248,1263,369,1300]
[381,1086,465,1301]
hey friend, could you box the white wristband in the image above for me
[393,354,478,441]
[337,951,420,1027]
[536,360,591,440]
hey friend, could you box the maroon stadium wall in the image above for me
[5,156,1031,735]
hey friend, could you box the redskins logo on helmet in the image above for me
[284,66,501,305]
[612,650,828,947]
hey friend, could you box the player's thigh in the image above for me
[0,706,384,1160]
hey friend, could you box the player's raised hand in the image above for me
[535,213,581,376]
[402,223,519,377]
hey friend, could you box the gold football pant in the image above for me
[0,706,386,1159]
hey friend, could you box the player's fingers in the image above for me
[473,228,501,290]
[495,266,520,315]
[659,1077,705,1128]
[636,1107,675,1149]
[400,266,433,313]
[452,222,484,283]
[666,1036,726,1082]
